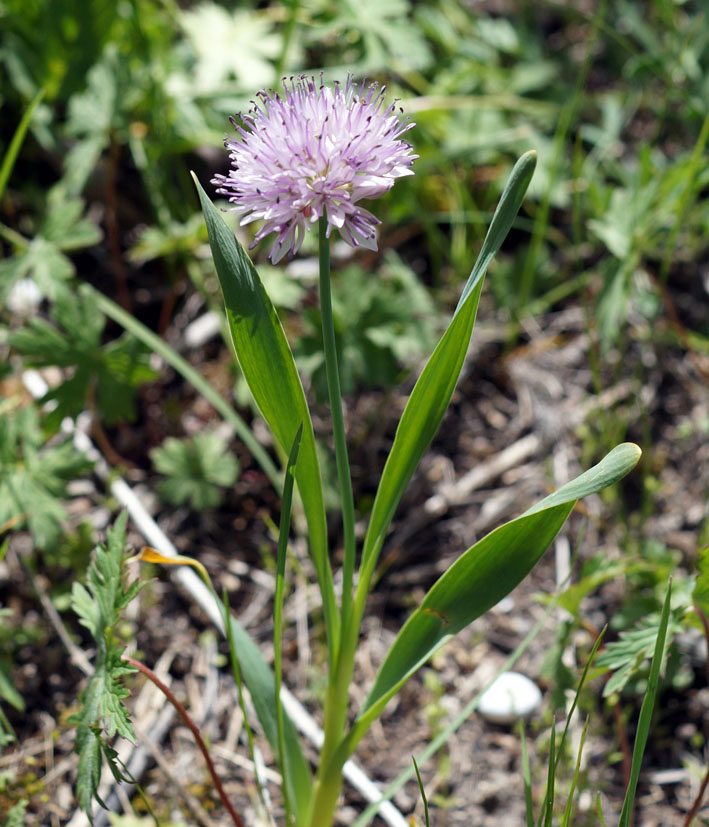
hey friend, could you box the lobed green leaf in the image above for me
[70,513,142,822]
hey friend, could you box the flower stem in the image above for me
[311,217,359,825]
[318,217,356,627]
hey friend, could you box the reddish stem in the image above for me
[682,763,709,827]
[122,654,244,827]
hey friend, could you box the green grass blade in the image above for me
[0,88,45,202]
[540,721,556,827]
[519,723,535,827]
[356,444,640,738]
[91,287,280,490]
[412,756,430,827]
[357,150,537,601]
[561,715,591,827]
[223,587,269,816]
[553,626,606,777]
[192,173,338,657]
[223,595,312,826]
[618,578,673,827]
[274,424,303,827]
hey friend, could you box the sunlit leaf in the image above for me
[355,443,641,734]
[193,173,338,654]
[358,151,537,594]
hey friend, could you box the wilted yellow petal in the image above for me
[133,546,211,588]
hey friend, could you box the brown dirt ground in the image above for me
[2,272,709,826]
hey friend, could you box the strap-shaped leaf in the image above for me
[358,151,537,592]
[274,424,303,826]
[193,175,338,649]
[225,612,313,825]
[357,443,641,730]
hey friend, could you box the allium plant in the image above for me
[189,75,640,827]
[212,75,417,263]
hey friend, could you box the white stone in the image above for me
[477,671,542,725]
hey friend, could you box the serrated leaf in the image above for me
[596,609,682,697]
[42,192,102,250]
[63,50,118,195]
[180,5,281,93]
[72,582,101,638]
[312,0,432,71]
[0,404,93,548]
[10,286,157,428]
[151,432,239,511]
[71,513,143,822]
[0,191,100,302]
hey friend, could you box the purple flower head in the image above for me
[212,74,417,264]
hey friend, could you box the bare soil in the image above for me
[3,268,709,826]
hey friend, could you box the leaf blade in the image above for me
[358,444,641,730]
[618,579,673,827]
[192,174,338,652]
[225,611,313,825]
[358,151,538,593]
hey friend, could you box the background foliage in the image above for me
[1,0,708,823]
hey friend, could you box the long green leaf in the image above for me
[618,578,672,827]
[356,443,640,734]
[192,174,338,653]
[357,151,537,598]
[225,610,313,826]
[352,595,560,827]
[275,424,303,827]
[0,88,45,202]
[91,287,280,490]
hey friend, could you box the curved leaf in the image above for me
[357,443,641,730]
[193,175,338,651]
[357,151,537,595]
